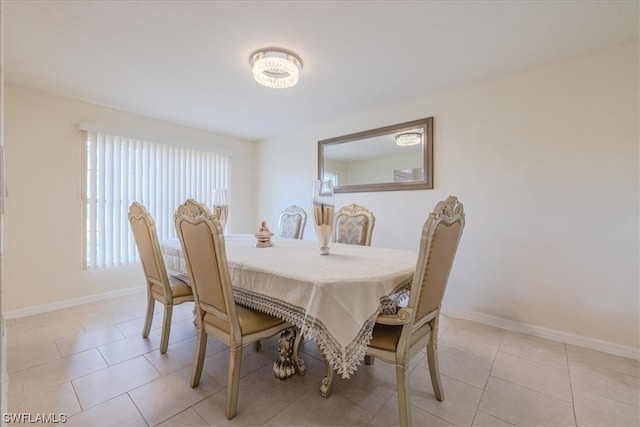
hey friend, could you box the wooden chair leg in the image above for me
[190,328,207,387]
[396,362,411,427]
[364,355,375,365]
[142,294,155,338]
[226,346,242,420]
[253,340,262,351]
[159,304,173,354]
[427,337,444,401]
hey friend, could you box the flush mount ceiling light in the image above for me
[251,49,302,89]
[395,132,422,147]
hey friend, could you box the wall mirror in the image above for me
[318,117,433,193]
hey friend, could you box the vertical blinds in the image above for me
[81,129,230,269]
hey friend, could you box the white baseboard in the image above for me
[3,286,146,320]
[444,310,640,361]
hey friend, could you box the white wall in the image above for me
[4,85,256,313]
[255,43,639,354]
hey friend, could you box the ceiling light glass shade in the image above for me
[251,49,302,89]
[395,132,422,147]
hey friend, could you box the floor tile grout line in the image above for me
[365,389,395,425]
[68,378,84,416]
[483,332,579,406]
[475,409,517,427]
[263,380,325,426]
[126,391,153,427]
[565,343,579,427]
[470,328,505,427]
[69,352,161,413]
[487,373,576,407]
[570,357,640,380]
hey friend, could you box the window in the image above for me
[81,128,230,269]
[323,170,339,186]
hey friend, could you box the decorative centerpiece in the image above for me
[254,221,274,248]
[212,189,229,233]
[312,180,334,255]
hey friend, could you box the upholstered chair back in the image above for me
[129,202,193,354]
[278,205,308,239]
[129,202,170,296]
[333,203,375,246]
[414,201,465,320]
[174,199,240,338]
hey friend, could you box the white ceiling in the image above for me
[4,1,638,141]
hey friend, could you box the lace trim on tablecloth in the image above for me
[391,281,412,301]
[380,281,412,314]
[234,288,377,379]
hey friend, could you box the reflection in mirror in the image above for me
[318,117,433,193]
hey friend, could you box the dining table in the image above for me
[160,234,416,396]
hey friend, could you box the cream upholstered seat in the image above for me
[278,205,307,239]
[174,199,293,420]
[363,196,465,427]
[333,203,375,246]
[128,202,194,355]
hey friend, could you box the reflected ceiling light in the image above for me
[395,132,422,147]
[251,49,302,89]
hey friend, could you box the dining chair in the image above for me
[363,196,465,427]
[174,199,294,420]
[277,204,308,239]
[128,202,194,355]
[333,203,375,246]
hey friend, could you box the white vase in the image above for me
[312,180,334,255]
[212,189,229,232]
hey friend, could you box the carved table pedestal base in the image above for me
[273,327,306,380]
[320,350,335,397]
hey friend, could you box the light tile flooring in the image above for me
[5,290,640,426]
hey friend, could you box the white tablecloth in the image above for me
[161,235,416,378]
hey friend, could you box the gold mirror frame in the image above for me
[318,117,433,193]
